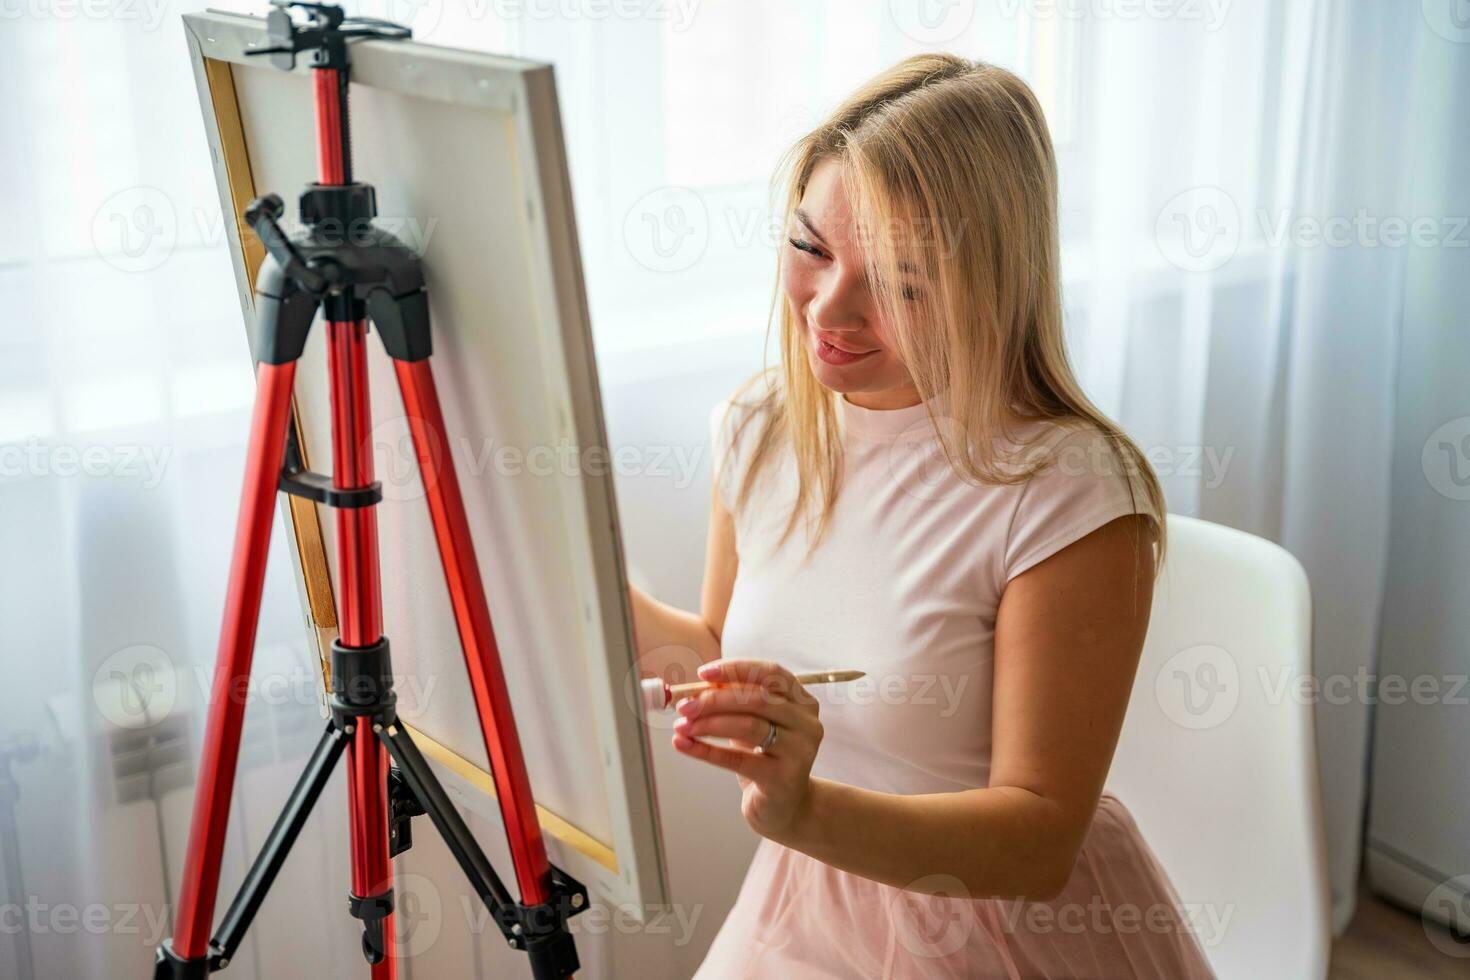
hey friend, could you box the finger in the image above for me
[678,688,817,735]
[671,731,771,778]
[697,659,818,707]
[673,713,773,746]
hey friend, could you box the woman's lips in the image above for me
[815,339,877,366]
[813,333,878,366]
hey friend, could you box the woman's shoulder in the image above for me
[1012,416,1134,478]
[709,371,786,510]
[998,415,1158,580]
[718,369,783,414]
[710,370,783,449]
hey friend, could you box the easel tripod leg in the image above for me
[379,721,514,912]
[164,361,299,970]
[346,725,395,975]
[379,722,586,980]
[392,359,552,908]
[324,318,397,978]
[212,722,349,965]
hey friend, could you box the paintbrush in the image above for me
[640,669,865,711]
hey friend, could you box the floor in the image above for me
[1328,883,1469,979]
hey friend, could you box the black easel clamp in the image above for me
[387,766,426,858]
[300,183,378,227]
[327,637,398,727]
[496,865,589,960]
[279,468,383,509]
[246,1,409,73]
[348,890,395,965]
[153,939,217,980]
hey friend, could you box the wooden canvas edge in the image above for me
[182,9,669,913]
[184,16,339,680]
[406,724,617,873]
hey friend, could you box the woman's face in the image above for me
[781,157,922,410]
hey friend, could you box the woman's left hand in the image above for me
[671,659,823,841]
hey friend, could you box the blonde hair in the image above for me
[725,53,1166,567]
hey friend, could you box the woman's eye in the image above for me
[872,279,923,302]
[787,237,825,259]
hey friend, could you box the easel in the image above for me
[155,4,587,977]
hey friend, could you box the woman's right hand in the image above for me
[671,659,824,841]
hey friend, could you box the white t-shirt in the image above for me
[711,390,1155,796]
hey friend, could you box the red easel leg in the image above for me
[344,730,394,979]
[172,361,298,959]
[393,358,552,908]
[327,318,396,979]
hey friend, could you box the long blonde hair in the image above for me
[726,53,1166,565]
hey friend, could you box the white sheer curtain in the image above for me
[1063,3,1443,933]
[1,3,1455,975]
[2,7,382,979]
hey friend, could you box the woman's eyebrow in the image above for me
[794,208,825,243]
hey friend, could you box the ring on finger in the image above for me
[754,720,779,754]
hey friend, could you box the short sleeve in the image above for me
[709,398,739,512]
[709,379,780,515]
[1002,425,1158,583]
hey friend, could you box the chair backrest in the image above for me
[1105,515,1331,980]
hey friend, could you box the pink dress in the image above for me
[692,392,1216,979]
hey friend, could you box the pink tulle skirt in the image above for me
[692,793,1217,979]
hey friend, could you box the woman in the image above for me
[628,54,1216,979]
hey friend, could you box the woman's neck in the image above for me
[841,386,923,411]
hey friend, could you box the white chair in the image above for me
[1105,515,1332,980]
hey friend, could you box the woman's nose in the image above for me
[806,270,869,332]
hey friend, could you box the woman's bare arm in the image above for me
[627,481,739,676]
